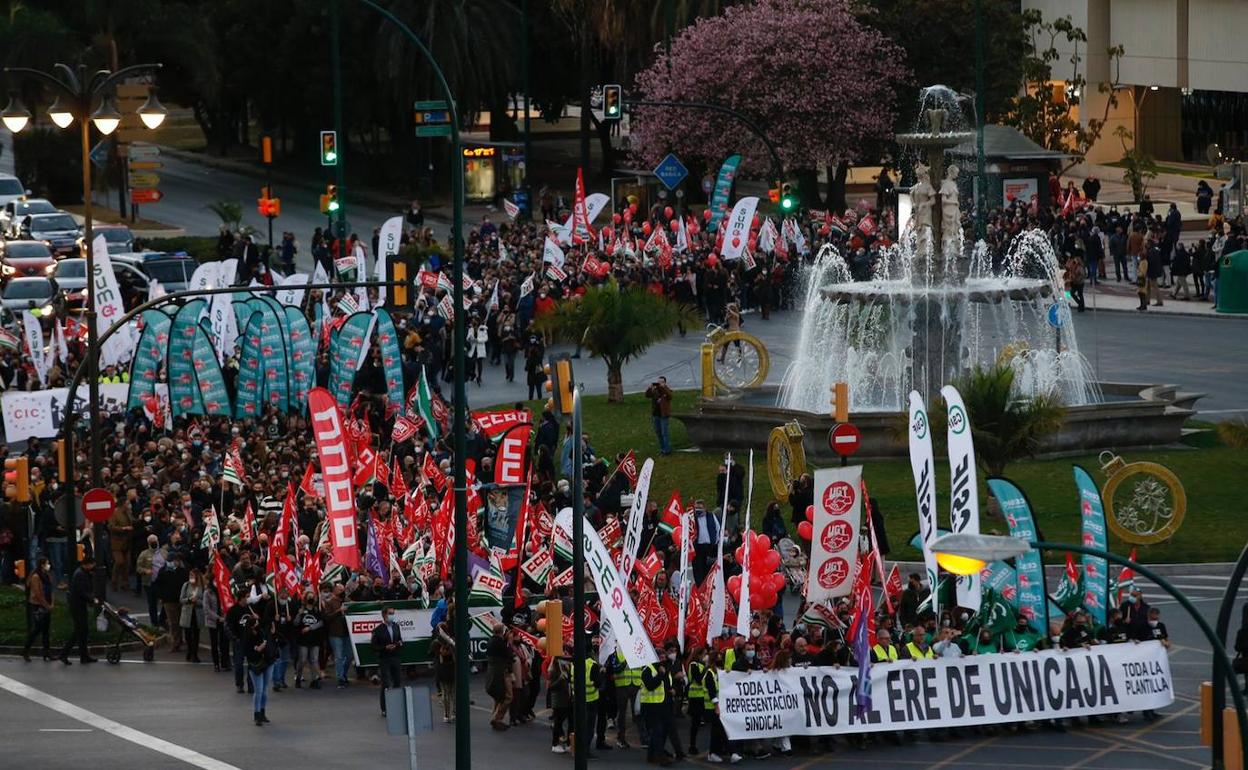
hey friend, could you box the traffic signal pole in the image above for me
[330,0,347,240]
[571,387,588,770]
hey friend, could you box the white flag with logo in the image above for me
[209,259,238,363]
[942,385,981,611]
[908,390,940,618]
[542,236,566,268]
[720,197,759,261]
[376,215,403,306]
[806,465,863,602]
[21,310,48,386]
[92,235,137,367]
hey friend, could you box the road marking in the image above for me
[38,728,91,732]
[0,673,242,770]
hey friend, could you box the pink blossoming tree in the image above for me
[630,0,910,210]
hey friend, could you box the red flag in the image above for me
[211,550,235,614]
[660,491,682,534]
[636,578,675,646]
[571,167,595,244]
[390,459,409,498]
[1064,552,1080,586]
[851,550,875,602]
[422,452,447,493]
[471,409,531,439]
[884,564,903,602]
[1061,187,1077,217]
[241,502,257,544]
[1115,548,1137,605]
[635,547,663,581]
[353,446,379,488]
[391,414,422,444]
[494,424,533,486]
[309,387,361,570]
[272,552,302,595]
[616,450,639,486]
[303,550,323,591]
[299,462,318,497]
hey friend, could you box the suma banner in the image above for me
[719,641,1173,739]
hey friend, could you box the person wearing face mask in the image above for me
[179,568,205,663]
[294,592,326,689]
[686,646,710,756]
[242,611,279,726]
[1120,589,1151,641]
[371,606,404,715]
[640,643,685,766]
[22,557,54,662]
[136,536,161,630]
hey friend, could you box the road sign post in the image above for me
[82,488,116,524]
[653,152,689,191]
[828,422,861,467]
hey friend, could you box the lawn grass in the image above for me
[500,392,1248,564]
[0,585,146,648]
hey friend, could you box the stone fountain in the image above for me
[677,86,1202,464]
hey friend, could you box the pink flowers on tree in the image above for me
[629,0,910,176]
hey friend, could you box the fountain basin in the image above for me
[821,278,1052,305]
[677,383,1204,464]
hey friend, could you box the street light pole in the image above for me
[4,61,164,595]
[974,0,987,242]
[571,388,588,769]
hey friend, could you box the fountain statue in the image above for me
[778,86,1100,412]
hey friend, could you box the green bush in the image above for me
[140,236,219,262]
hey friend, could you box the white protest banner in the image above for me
[21,311,47,386]
[805,465,863,602]
[522,549,553,584]
[719,641,1174,739]
[618,458,653,580]
[942,385,981,612]
[275,272,310,308]
[92,235,137,366]
[209,259,238,363]
[555,507,657,669]
[503,198,520,220]
[907,390,940,618]
[2,383,164,442]
[720,196,759,261]
[353,244,369,311]
[542,236,566,268]
[376,215,403,306]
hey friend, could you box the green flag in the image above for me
[414,366,439,441]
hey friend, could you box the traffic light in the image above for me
[320,130,338,165]
[257,187,281,218]
[535,599,564,657]
[603,84,622,121]
[385,253,415,312]
[321,184,340,214]
[779,182,798,213]
[830,381,849,423]
[4,456,30,503]
[54,439,67,483]
[543,355,574,416]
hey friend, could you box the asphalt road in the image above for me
[0,567,1230,770]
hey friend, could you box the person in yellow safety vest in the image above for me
[703,649,742,764]
[685,646,710,756]
[98,365,129,383]
[641,641,687,766]
[611,648,646,748]
[905,634,935,661]
[722,636,745,673]
[580,648,611,753]
[871,628,900,663]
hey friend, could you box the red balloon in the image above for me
[613,213,622,225]
[602,226,613,240]
[727,575,742,594]
[770,573,786,592]
[805,505,814,522]
[664,206,674,219]
[820,224,830,236]
[749,575,764,594]
[670,219,680,232]
[754,588,775,609]
[689,222,700,236]
[734,545,745,563]
[755,534,771,552]
[629,203,638,215]
[706,254,719,268]
[702,209,712,222]
[642,221,652,236]
[797,521,813,540]
[765,551,782,572]
[624,210,633,224]
[748,236,758,252]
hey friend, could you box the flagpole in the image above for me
[570,388,589,770]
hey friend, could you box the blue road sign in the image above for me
[1046,302,1065,329]
[653,153,689,191]
[89,141,109,170]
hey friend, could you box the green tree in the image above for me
[1006,9,1125,174]
[206,200,242,232]
[953,363,1066,477]
[1114,126,1158,202]
[534,280,699,402]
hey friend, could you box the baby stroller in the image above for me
[777,537,809,592]
[98,601,157,664]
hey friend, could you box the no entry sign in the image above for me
[827,423,862,457]
[82,487,116,524]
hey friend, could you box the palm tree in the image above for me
[534,280,699,402]
[206,200,242,233]
[954,363,1067,477]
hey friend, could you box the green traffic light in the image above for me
[781,196,795,211]
[325,151,337,163]
[328,200,340,212]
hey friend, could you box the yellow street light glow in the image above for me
[935,551,987,576]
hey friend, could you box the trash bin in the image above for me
[1216,250,1248,314]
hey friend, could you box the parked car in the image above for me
[1,198,57,238]
[141,253,199,293]
[1,276,60,313]
[0,173,29,209]
[86,223,135,255]
[54,257,150,311]
[20,211,82,256]
[1,240,56,281]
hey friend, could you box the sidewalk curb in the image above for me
[1085,305,1248,320]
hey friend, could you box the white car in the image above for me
[0,276,59,314]
[53,257,150,310]
[1,198,57,239]
[0,173,29,209]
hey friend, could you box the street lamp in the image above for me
[932,532,1248,769]
[3,61,163,594]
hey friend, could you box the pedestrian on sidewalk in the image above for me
[22,557,54,662]
[1170,244,1192,300]
[1136,252,1151,311]
[243,612,278,726]
[179,568,205,663]
[1146,238,1165,307]
[1109,224,1129,282]
[59,554,99,664]
[646,376,674,456]
[1064,254,1087,312]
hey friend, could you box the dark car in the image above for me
[1,240,56,281]
[21,212,82,256]
[142,254,198,292]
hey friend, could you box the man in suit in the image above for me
[371,606,404,714]
[60,555,99,664]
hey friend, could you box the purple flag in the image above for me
[365,517,388,582]
[849,586,873,714]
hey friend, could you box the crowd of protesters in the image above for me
[0,175,1190,751]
